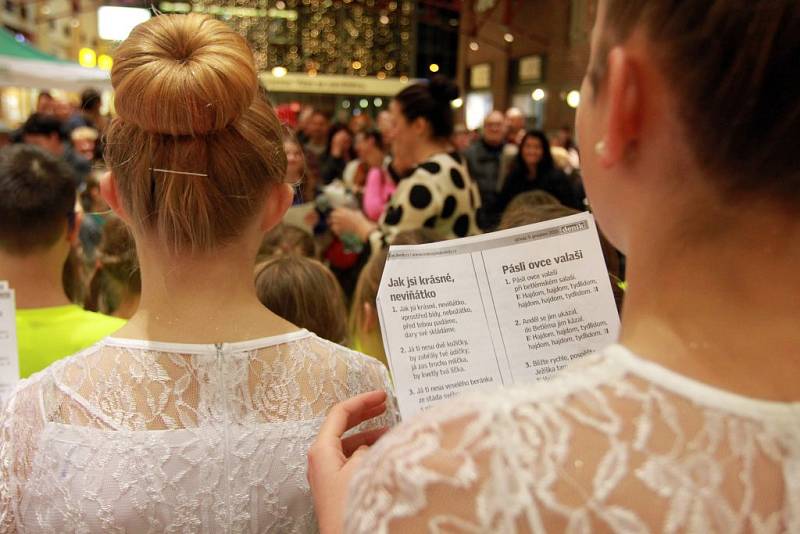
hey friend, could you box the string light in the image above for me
[190,0,416,78]
[503,33,514,43]
[469,41,479,51]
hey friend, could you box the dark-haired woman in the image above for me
[330,76,481,250]
[310,0,800,530]
[320,123,356,185]
[498,130,583,213]
[353,129,395,221]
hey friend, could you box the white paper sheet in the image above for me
[377,212,620,418]
[283,202,317,234]
[0,283,19,404]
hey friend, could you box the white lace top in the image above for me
[346,344,800,533]
[0,330,398,533]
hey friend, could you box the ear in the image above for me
[259,182,294,232]
[599,46,642,167]
[100,171,130,222]
[361,301,377,333]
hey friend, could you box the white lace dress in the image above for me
[346,344,800,533]
[0,330,399,533]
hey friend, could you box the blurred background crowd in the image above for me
[1,77,624,377]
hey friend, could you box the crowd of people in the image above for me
[0,0,797,531]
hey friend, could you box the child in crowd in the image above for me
[349,228,444,367]
[255,255,348,344]
[498,201,625,312]
[501,189,560,216]
[0,144,124,378]
[257,222,317,260]
[78,171,111,264]
[85,216,141,319]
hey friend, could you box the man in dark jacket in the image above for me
[463,110,515,230]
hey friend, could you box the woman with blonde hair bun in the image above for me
[0,13,397,533]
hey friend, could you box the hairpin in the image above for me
[150,168,209,177]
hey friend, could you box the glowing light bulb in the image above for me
[566,90,581,108]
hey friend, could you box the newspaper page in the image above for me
[0,281,19,404]
[377,212,620,418]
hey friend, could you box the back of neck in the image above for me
[619,209,800,402]
[114,244,297,344]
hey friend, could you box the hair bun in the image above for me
[428,75,460,103]
[111,14,257,136]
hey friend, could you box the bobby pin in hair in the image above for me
[150,168,209,177]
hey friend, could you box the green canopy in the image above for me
[0,28,110,91]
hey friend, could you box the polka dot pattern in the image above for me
[371,152,481,248]
[384,205,403,226]
[453,214,470,237]
[409,185,433,209]
[442,195,457,219]
[450,168,465,189]
[419,161,441,174]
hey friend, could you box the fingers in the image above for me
[307,391,387,481]
[341,427,389,457]
[318,390,388,442]
[361,401,387,421]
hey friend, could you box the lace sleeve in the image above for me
[344,391,606,533]
[344,393,499,534]
[345,348,400,433]
[345,372,797,534]
[0,381,46,534]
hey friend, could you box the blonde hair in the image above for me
[499,191,561,230]
[105,14,287,252]
[257,223,316,260]
[85,216,141,315]
[350,228,444,359]
[255,256,348,344]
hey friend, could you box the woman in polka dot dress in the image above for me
[330,76,481,252]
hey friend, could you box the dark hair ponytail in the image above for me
[394,75,459,140]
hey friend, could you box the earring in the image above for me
[594,140,607,156]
